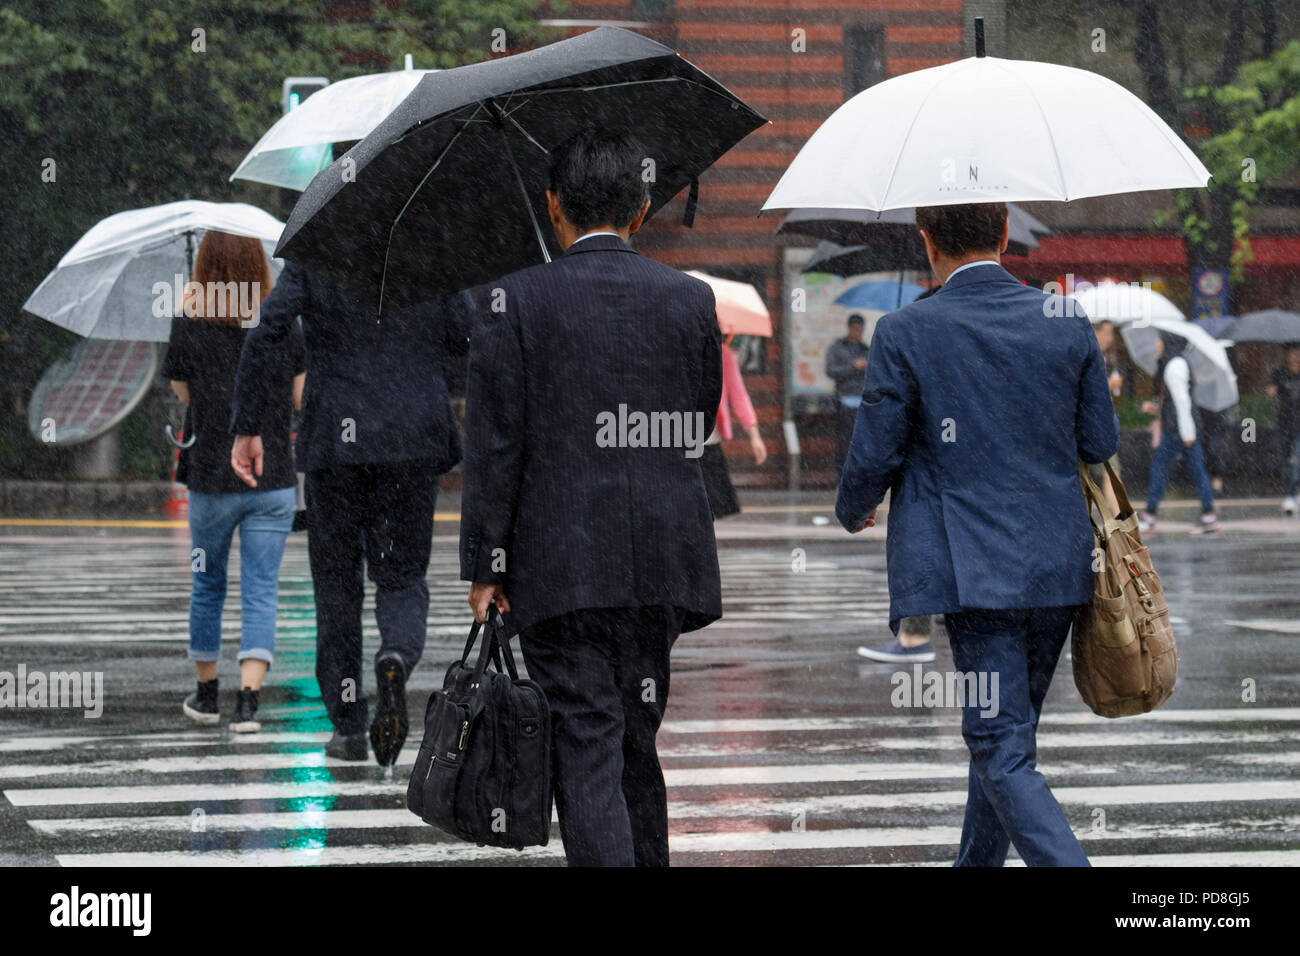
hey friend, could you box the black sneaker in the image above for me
[183,678,220,726]
[370,654,409,768]
[231,687,261,734]
[325,731,369,761]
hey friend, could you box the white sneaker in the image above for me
[1284,497,1297,515]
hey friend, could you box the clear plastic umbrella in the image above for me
[230,68,438,191]
[23,200,285,342]
[1121,318,1239,412]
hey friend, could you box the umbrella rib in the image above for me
[490,103,553,265]
[377,112,478,314]
[877,68,952,210]
[505,114,550,155]
[522,75,744,107]
[993,59,1069,201]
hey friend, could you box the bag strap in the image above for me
[488,606,519,680]
[1077,459,1136,533]
[461,608,520,684]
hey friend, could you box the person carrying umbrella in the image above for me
[1266,343,1300,515]
[165,231,304,732]
[1139,331,1219,534]
[229,264,471,766]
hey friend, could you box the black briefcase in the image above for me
[406,609,552,848]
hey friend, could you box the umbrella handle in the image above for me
[165,423,197,449]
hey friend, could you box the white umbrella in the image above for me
[1121,318,1239,413]
[23,200,285,342]
[763,53,1210,212]
[231,69,438,191]
[1069,281,1184,327]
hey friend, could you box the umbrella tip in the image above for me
[404,53,413,70]
[974,17,986,58]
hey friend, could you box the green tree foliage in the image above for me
[0,0,551,478]
[1178,40,1300,280]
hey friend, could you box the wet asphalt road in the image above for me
[0,494,1298,866]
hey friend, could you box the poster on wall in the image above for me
[783,250,912,397]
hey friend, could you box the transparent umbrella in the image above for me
[1121,318,1239,412]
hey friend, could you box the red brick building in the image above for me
[535,1,969,489]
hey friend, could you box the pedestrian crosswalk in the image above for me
[2,531,1298,865]
[3,708,1298,866]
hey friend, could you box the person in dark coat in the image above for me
[836,202,1119,867]
[230,260,471,765]
[826,314,870,477]
[460,128,723,867]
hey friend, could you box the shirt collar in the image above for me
[945,259,1001,283]
[570,230,622,246]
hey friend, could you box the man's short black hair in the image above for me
[847,314,866,327]
[914,202,1008,258]
[548,127,651,232]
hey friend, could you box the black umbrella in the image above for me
[1223,309,1300,345]
[787,204,1049,274]
[274,27,766,313]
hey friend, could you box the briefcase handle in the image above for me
[461,607,520,683]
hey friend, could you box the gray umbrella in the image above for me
[1224,309,1300,345]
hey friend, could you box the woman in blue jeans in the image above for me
[1139,332,1218,534]
[162,230,305,732]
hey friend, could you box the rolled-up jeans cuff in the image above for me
[187,649,221,662]
[236,648,274,667]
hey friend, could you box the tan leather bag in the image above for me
[1073,461,1178,717]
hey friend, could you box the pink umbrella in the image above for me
[687,271,773,338]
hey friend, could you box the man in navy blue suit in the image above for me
[460,128,723,866]
[835,202,1119,867]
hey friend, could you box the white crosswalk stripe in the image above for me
[4,708,1299,865]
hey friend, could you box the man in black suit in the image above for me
[460,128,723,866]
[231,262,470,765]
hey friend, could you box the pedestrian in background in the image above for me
[700,338,767,520]
[1266,343,1300,514]
[826,314,870,477]
[836,202,1118,867]
[858,291,938,664]
[1139,331,1219,534]
[230,262,471,765]
[1088,318,1124,515]
[165,231,304,733]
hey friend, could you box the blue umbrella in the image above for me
[834,279,926,311]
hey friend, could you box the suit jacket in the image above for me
[835,263,1119,629]
[231,260,470,474]
[460,234,724,636]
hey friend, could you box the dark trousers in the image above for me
[306,459,437,735]
[944,606,1089,867]
[519,606,683,867]
[835,401,858,479]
